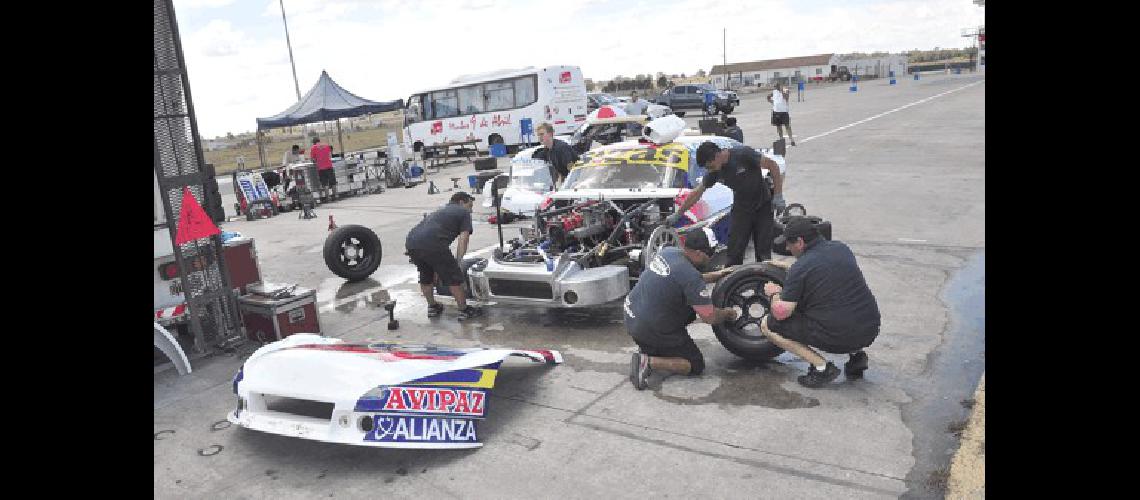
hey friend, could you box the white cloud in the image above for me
[177,0,236,8]
[175,0,984,138]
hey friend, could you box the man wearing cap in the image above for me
[760,217,881,387]
[667,141,786,265]
[626,228,739,390]
[405,192,484,321]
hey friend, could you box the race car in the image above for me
[228,334,562,449]
[465,120,786,309]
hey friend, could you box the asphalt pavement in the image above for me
[155,71,985,499]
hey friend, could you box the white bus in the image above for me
[402,65,586,155]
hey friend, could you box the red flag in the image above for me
[175,186,221,245]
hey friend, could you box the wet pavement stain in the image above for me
[900,250,985,499]
[652,356,819,409]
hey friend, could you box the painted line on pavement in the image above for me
[799,79,985,144]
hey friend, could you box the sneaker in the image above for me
[844,351,869,379]
[426,303,444,318]
[629,352,651,390]
[790,139,797,146]
[797,362,840,388]
[457,305,484,321]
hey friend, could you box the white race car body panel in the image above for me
[229,335,562,449]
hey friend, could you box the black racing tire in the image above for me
[488,134,504,145]
[719,105,735,114]
[323,225,383,282]
[710,263,788,361]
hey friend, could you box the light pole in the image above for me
[279,0,302,101]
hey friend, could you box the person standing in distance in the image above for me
[767,83,796,146]
[310,136,336,201]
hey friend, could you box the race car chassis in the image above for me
[468,256,630,308]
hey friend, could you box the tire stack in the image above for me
[201,163,226,223]
[772,204,832,256]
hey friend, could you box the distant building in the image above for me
[711,53,908,88]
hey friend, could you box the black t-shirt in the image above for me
[405,203,474,251]
[781,239,881,340]
[623,247,711,347]
[541,139,580,180]
[702,146,770,213]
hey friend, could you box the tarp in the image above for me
[255,70,403,130]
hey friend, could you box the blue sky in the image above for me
[171,0,984,138]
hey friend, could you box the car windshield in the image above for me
[564,163,666,190]
[510,159,554,192]
[563,144,689,190]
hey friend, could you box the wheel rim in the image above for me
[339,236,376,270]
[643,226,679,267]
[721,274,774,342]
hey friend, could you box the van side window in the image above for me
[458,85,485,115]
[486,81,514,111]
[514,76,536,107]
[431,90,458,119]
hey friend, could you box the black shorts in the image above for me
[766,313,874,354]
[632,332,705,375]
[318,168,336,188]
[408,247,464,286]
[771,112,790,126]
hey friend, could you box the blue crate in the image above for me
[490,144,507,157]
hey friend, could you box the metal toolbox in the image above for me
[237,286,321,342]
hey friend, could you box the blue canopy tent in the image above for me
[255,70,403,168]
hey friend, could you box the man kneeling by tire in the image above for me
[760,217,881,388]
[626,228,738,390]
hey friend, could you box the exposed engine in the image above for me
[494,198,672,276]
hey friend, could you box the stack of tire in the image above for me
[201,163,226,223]
[771,203,832,256]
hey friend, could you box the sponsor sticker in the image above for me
[365,415,478,444]
[576,143,690,171]
[356,386,487,417]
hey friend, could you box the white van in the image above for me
[402,65,587,154]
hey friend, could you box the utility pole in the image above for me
[722,28,727,90]
[280,0,302,101]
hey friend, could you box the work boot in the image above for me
[426,303,445,318]
[844,351,869,379]
[797,362,840,388]
[457,305,484,321]
[629,352,651,390]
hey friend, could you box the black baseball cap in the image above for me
[683,227,718,256]
[450,191,475,204]
[781,217,818,243]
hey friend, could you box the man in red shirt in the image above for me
[310,136,336,200]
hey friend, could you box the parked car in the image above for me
[652,84,738,116]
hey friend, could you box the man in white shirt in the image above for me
[625,91,649,136]
[767,83,796,146]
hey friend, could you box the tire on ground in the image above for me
[323,224,383,282]
[711,262,787,361]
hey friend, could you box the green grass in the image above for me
[204,111,404,176]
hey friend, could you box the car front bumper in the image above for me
[468,256,629,308]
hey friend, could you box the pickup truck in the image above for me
[652,84,738,116]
